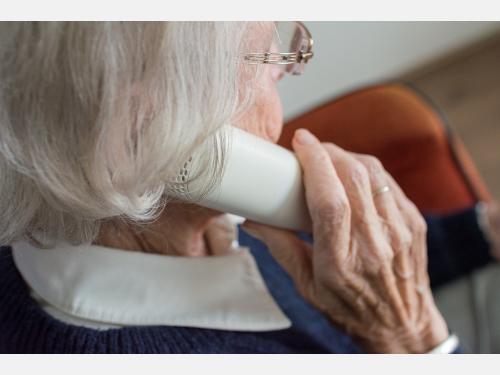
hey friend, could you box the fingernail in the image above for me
[294,129,316,145]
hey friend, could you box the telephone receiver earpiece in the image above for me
[170,125,312,232]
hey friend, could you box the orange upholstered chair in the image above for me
[279,83,491,214]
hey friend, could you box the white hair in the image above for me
[0,21,268,246]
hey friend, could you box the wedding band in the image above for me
[372,185,391,197]
[394,268,414,279]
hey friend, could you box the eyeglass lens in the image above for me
[272,22,310,75]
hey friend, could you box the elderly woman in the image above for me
[0,21,499,354]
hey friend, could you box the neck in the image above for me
[95,202,229,256]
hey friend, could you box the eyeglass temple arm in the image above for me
[244,51,313,65]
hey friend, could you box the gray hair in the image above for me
[0,21,267,246]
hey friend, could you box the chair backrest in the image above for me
[279,83,491,214]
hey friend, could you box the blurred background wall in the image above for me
[279,21,500,120]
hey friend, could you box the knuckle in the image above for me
[320,143,339,163]
[369,238,395,263]
[315,195,350,224]
[363,240,394,270]
[380,246,395,264]
[390,222,413,247]
[362,155,384,172]
[359,155,388,186]
[321,142,339,155]
[411,214,427,235]
[321,142,335,150]
[311,148,332,166]
[398,226,413,250]
[348,161,369,187]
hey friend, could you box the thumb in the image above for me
[241,220,314,296]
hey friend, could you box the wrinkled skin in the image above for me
[242,129,450,353]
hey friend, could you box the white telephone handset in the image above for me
[171,126,312,232]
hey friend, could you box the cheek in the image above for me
[233,68,284,143]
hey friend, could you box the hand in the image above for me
[204,214,239,255]
[242,129,449,353]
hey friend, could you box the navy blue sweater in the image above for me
[0,207,490,353]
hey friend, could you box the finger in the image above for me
[352,154,398,220]
[204,215,238,255]
[241,220,316,300]
[321,144,382,239]
[384,174,428,279]
[292,129,351,261]
[384,172,430,319]
[321,143,408,322]
[353,154,418,320]
[321,143,390,265]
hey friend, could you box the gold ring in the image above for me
[372,185,391,198]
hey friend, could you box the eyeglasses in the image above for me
[243,21,314,76]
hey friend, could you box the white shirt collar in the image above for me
[12,241,291,332]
